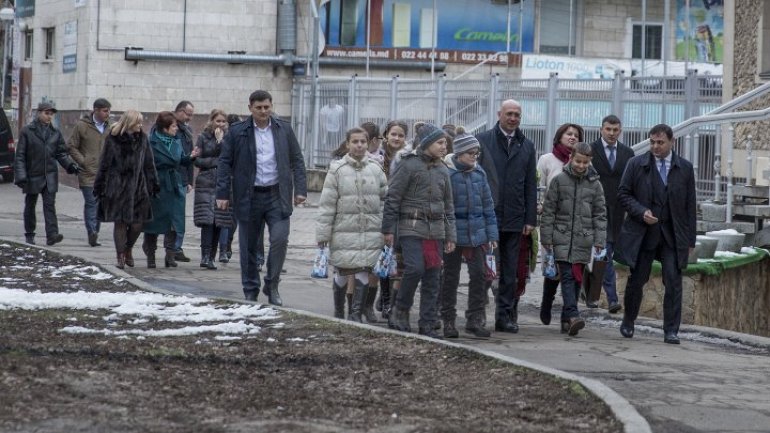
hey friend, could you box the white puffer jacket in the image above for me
[316,154,388,270]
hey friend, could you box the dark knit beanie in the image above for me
[452,126,480,155]
[414,122,446,150]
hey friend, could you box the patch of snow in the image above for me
[714,251,743,258]
[61,321,262,337]
[707,229,740,235]
[214,336,242,341]
[287,337,306,342]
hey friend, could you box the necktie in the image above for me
[608,146,616,169]
[506,135,513,150]
[659,158,667,186]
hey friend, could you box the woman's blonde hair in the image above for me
[204,108,227,132]
[109,110,143,136]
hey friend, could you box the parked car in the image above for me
[0,108,14,183]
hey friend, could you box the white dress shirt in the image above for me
[254,120,278,186]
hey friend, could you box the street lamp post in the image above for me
[0,6,15,109]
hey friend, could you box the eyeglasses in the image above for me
[462,150,481,157]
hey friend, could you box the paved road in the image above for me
[1,182,769,433]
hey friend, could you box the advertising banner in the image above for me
[675,0,724,63]
[521,54,723,80]
[62,20,77,73]
[321,0,534,65]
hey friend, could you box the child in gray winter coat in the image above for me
[540,142,607,336]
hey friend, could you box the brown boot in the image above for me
[124,249,135,267]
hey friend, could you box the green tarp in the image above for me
[615,247,770,276]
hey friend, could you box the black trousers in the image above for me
[440,246,487,322]
[496,231,522,320]
[24,186,58,239]
[623,241,683,334]
[143,231,177,253]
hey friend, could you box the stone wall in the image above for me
[733,0,770,151]
[613,257,770,337]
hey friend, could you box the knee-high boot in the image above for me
[363,284,379,323]
[348,281,367,323]
[332,279,346,319]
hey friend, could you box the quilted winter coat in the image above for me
[444,154,498,247]
[540,164,607,265]
[316,154,388,270]
[193,130,221,227]
[381,151,456,242]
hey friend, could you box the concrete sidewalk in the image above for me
[2,182,769,433]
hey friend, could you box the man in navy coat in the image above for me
[589,115,634,313]
[477,99,537,333]
[216,90,307,304]
[615,124,696,344]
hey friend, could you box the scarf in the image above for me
[552,142,571,164]
[153,130,177,154]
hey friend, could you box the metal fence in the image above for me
[291,71,723,198]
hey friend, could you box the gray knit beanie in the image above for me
[452,126,480,155]
[414,122,446,150]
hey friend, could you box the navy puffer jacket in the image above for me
[445,154,499,247]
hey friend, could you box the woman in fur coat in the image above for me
[93,110,159,269]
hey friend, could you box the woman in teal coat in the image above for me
[142,111,199,268]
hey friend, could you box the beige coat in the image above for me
[316,154,388,270]
[67,114,110,187]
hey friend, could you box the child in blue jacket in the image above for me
[439,127,499,338]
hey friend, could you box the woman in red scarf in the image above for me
[536,123,584,332]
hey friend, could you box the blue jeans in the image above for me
[174,230,185,251]
[558,261,581,319]
[602,242,619,304]
[80,186,100,235]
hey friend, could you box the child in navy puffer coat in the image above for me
[439,127,499,338]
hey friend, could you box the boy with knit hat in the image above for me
[440,127,499,338]
[382,122,456,339]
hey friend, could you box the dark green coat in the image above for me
[143,131,193,235]
[540,164,607,264]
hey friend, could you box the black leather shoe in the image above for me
[494,317,519,333]
[620,320,634,338]
[586,301,599,309]
[664,332,680,344]
[46,234,64,246]
[88,233,101,247]
[608,302,622,314]
[174,250,191,262]
[244,291,257,302]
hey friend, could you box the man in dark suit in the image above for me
[615,124,696,344]
[477,99,537,333]
[589,115,634,313]
[216,90,307,304]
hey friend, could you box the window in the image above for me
[44,27,55,60]
[632,24,662,59]
[539,0,577,55]
[759,1,770,78]
[23,30,33,61]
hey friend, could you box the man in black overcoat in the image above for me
[589,115,634,313]
[615,124,696,344]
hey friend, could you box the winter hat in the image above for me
[452,126,480,155]
[414,122,446,150]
